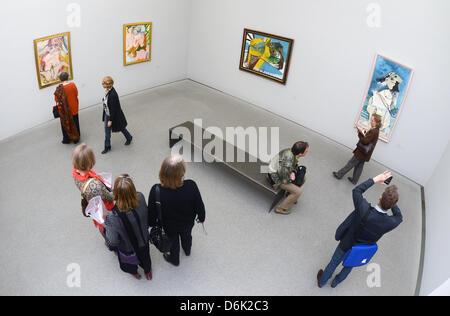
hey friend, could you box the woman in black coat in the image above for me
[101,76,133,154]
[148,155,206,266]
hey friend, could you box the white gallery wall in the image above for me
[187,0,450,186]
[421,141,450,295]
[0,0,191,141]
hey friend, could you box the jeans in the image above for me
[104,114,132,148]
[319,246,353,288]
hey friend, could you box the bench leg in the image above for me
[269,190,286,213]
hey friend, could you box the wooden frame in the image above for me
[123,22,152,66]
[33,32,73,89]
[239,29,294,84]
[356,54,414,142]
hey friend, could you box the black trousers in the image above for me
[167,230,192,265]
[61,114,80,143]
[118,244,152,275]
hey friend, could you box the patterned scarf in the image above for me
[55,84,79,143]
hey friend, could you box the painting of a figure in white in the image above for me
[357,55,413,142]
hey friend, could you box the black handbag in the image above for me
[294,165,307,187]
[149,185,173,253]
[356,141,373,154]
[53,106,60,118]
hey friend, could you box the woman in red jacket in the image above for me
[72,144,114,239]
[54,71,80,144]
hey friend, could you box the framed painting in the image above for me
[356,54,414,142]
[124,22,152,66]
[33,32,73,89]
[239,29,294,84]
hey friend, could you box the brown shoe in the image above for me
[145,270,152,280]
[275,207,291,215]
[332,172,341,179]
[317,269,324,288]
[132,273,141,280]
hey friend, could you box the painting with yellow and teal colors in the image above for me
[239,29,294,84]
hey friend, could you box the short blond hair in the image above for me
[102,76,114,89]
[72,143,96,171]
[159,155,187,189]
[113,174,139,212]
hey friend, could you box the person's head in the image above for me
[291,141,309,158]
[379,185,399,210]
[72,143,96,172]
[59,71,69,82]
[159,155,187,189]
[371,114,382,129]
[102,76,114,90]
[113,174,139,212]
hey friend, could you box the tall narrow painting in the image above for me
[239,29,294,84]
[34,32,73,89]
[124,22,152,66]
[356,54,414,142]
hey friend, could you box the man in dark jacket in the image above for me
[317,171,403,288]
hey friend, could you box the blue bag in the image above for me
[342,209,378,267]
[343,244,378,267]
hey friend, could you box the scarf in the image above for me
[55,84,79,143]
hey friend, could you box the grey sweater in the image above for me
[105,192,149,253]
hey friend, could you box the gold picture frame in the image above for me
[33,32,73,89]
[123,22,152,66]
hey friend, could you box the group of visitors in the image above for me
[72,144,205,280]
[60,74,402,288]
[54,73,132,154]
[267,113,402,288]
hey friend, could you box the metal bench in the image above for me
[169,121,285,212]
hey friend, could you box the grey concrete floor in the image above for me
[0,80,422,296]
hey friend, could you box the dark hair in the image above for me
[291,141,309,156]
[381,185,399,210]
[59,71,69,82]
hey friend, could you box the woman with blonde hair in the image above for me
[72,143,114,237]
[333,114,382,185]
[105,175,152,280]
[101,76,133,154]
[148,155,206,267]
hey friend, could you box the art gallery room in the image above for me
[0,0,449,298]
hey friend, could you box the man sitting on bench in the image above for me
[267,141,309,215]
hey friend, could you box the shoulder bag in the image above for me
[149,185,173,253]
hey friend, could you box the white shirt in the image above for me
[374,204,388,215]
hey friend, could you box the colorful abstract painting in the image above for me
[33,32,73,89]
[356,54,414,142]
[239,29,294,84]
[124,22,152,66]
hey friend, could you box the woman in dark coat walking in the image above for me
[148,155,206,267]
[105,174,152,280]
[101,76,133,154]
[333,114,382,185]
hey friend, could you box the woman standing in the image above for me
[105,175,152,280]
[101,76,133,154]
[148,156,206,267]
[54,71,80,144]
[333,114,382,185]
[72,144,114,238]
